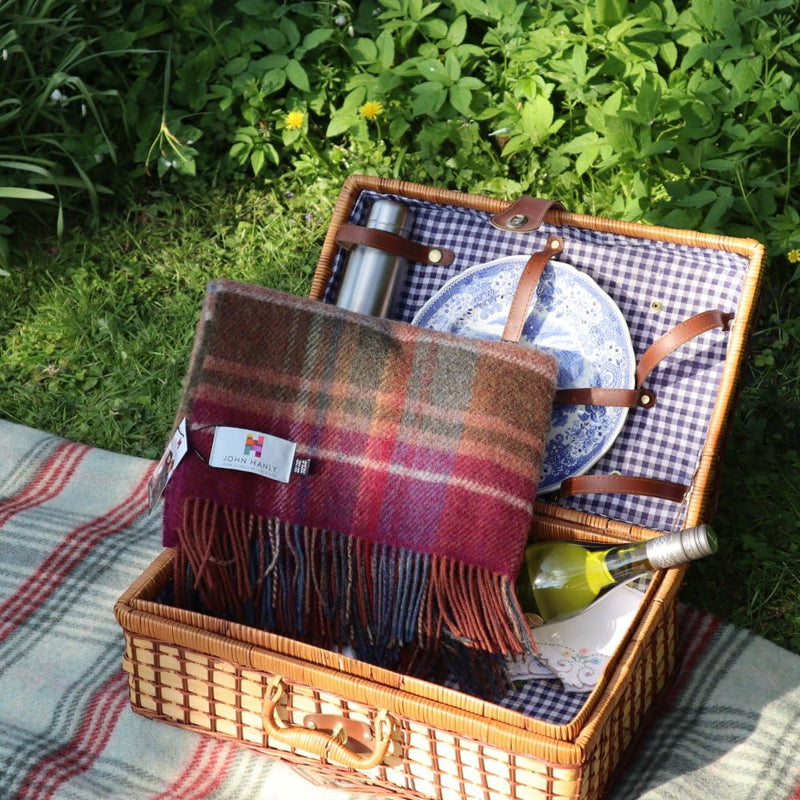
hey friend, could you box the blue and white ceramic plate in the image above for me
[412,255,636,493]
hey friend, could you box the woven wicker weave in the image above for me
[116,175,765,799]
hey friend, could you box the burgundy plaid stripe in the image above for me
[16,671,130,800]
[0,465,154,643]
[0,441,89,528]
[148,739,238,800]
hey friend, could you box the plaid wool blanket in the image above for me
[161,281,558,682]
[2,419,800,799]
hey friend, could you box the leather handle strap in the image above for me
[558,474,690,503]
[635,308,734,386]
[555,309,734,408]
[554,387,656,408]
[262,676,393,771]
[490,197,566,232]
[335,223,455,267]
[501,236,564,343]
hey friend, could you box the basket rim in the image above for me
[309,174,765,301]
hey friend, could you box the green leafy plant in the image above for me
[4,0,799,278]
[0,0,123,256]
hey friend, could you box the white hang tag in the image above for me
[209,426,297,483]
[148,417,189,511]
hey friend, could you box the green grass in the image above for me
[1,176,799,655]
[0,184,332,458]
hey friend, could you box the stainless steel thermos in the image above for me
[335,199,414,317]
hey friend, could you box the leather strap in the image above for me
[555,309,734,408]
[335,223,455,267]
[501,236,564,343]
[554,386,656,408]
[490,197,566,232]
[302,714,375,751]
[635,308,734,386]
[558,474,690,503]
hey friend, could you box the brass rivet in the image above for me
[429,248,443,264]
[550,239,560,250]
[507,213,528,229]
[641,393,652,406]
[306,720,317,730]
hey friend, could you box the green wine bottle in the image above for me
[516,525,718,622]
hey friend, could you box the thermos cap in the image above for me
[366,199,413,236]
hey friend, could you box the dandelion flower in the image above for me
[360,101,384,120]
[285,110,305,130]
[788,249,800,264]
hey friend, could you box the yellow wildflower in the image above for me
[360,100,384,120]
[284,110,305,130]
[788,249,800,264]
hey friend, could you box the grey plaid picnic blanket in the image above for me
[2,418,800,799]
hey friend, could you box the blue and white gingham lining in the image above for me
[324,190,750,534]
[498,676,588,724]
[442,669,587,726]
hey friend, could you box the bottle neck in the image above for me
[602,542,654,584]
[604,525,719,582]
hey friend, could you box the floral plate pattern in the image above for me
[412,255,636,493]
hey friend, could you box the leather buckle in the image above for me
[490,197,565,232]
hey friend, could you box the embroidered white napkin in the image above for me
[508,583,647,693]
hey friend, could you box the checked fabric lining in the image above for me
[324,190,749,534]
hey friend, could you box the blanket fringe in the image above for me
[172,498,533,697]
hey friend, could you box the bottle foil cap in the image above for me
[645,525,718,570]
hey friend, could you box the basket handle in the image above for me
[262,676,394,771]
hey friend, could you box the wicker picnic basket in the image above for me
[115,175,765,799]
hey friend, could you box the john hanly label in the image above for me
[209,426,297,483]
